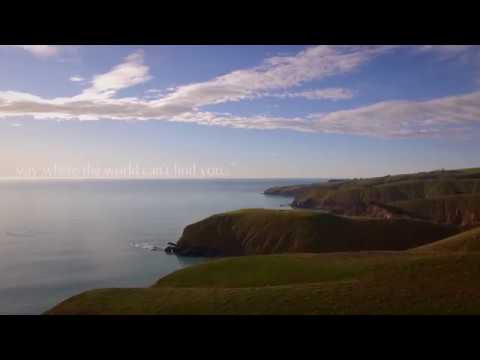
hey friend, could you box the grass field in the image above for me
[413,226,480,253]
[47,250,480,315]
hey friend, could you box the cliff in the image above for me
[263,183,319,197]
[391,194,480,227]
[265,168,480,226]
[172,209,458,256]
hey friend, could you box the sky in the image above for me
[1,45,480,179]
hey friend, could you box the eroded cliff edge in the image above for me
[264,168,480,227]
[171,208,458,256]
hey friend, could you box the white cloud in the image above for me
[170,112,312,132]
[79,50,151,99]
[265,88,355,101]
[69,76,85,82]
[309,91,480,137]
[0,46,388,121]
[3,45,60,58]
[415,45,480,64]
[161,91,480,137]
[163,91,480,137]
[416,45,474,54]
[10,123,23,127]
[149,45,394,111]
[0,45,479,138]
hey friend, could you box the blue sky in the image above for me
[1,45,480,179]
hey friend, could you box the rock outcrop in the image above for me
[391,194,480,227]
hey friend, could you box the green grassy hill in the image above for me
[412,226,480,253]
[174,209,458,256]
[265,168,480,226]
[45,168,480,315]
[47,252,480,315]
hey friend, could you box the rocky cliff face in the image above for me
[265,170,480,227]
[364,203,414,220]
[391,194,480,227]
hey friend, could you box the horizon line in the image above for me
[0,176,330,181]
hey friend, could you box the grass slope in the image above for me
[47,252,480,315]
[175,209,458,256]
[413,227,480,253]
[45,168,480,315]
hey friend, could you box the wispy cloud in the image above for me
[0,46,389,121]
[308,91,480,138]
[166,91,480,137]
[0,45,479,138]
[147,45,394,111]
[264,88,355,101]
[416,45,475,56]
[170,111,312,133]
[69,76,85,82]
[2,45,60,58]
[78,50,151,100]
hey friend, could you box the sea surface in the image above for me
[0,178,321,314]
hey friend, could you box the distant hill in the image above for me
[264,167,480,227]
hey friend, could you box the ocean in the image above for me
[0,178,320,314]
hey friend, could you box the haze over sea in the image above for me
[0,178,321,314]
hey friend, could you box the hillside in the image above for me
[171,209,458,256]
[47,252,480,315]
[45,167,480,315]
[391,194,480,226]
[412,226,480,253]
[264,167,480,226]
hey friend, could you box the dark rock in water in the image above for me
[174,246,222,257]
[165,243,221,257]
[167,242,177,247]
[164,246,176,254]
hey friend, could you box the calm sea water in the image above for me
[0,178,320,314]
